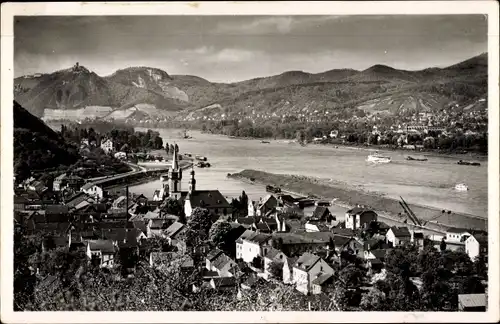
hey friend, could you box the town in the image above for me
[14,142,488,312]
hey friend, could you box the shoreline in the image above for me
[228,169,487,232]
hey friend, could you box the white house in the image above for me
[386,226,411,247]
[465,234,488,261]
[235,231,271,264]
[86,240,117,268]
[263,247,286,278]
[345,207,378,230]
[81,183,104,200]
[100,138,114,154]
[114,151,127,160]
[446,228,471,244]
[292,252,334,295]
[283,256,298,284]
[206,249,236,277]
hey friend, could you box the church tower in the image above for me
[188,166,196,194]
[168,144,182,199]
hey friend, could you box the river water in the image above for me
[130,128,488,219]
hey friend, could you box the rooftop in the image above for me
[458,293,487,308]
[187,190,231,209]
[294,252,321,272]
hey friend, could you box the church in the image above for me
[156,146,232,219]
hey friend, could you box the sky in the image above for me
[14,15,488,82]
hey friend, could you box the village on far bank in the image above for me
[14,141,489,312]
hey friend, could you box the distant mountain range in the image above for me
[14,53,488,122]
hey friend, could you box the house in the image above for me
[310,206,334,222]
[236,231,272,263]
[210,277,237,291]
[152,189,164,202]
[311,272,334,295]
[345,207,378,230]
[100,138,114,154]
[305,220,331,233]
[81,183,104,200]
[41,235,69,252]
[101,228,146,247]
[465,234,488,261]
[53,174,84,192]
[241,274,259,290]
[164,221,187,246]
[364,249,391,263]
[256,194,278,217]
[184,190,231,219]
[386,226,411,247]
[236,230,255,259]
[206,249,236,277]
[114,151,127,160]
[458,293,487,311]
[292,252,334,295]
[86,239,117,268]
[283,256,298,284]
[411,231,425,249]
[147,218,169,237]
[247,200,257,217]
[263,247,286,277]
[446,227,472,244]
[340,237,365,259]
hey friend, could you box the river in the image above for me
[130,128,488,220]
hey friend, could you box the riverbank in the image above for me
[228,169,487,232]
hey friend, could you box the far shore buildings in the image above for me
[100,138,114,154]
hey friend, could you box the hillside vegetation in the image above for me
[14,101,79,181]
[14,53,487,124]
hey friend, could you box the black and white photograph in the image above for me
[1,1,499,323]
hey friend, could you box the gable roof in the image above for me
[331,227,355,237]
[284,256,299,270]
[164,221,185,239]
[447,227,471,234]
[65,192,91,208]
[149,218,168,229]
[212,252,234,270]
[370,249,391,260]
[244,232,272,245]
[207,249,224,262]
[88,239,116,254]
[389,226,411,237]
[458,293,487,308]
[211,276,236,288]
[187,190,231,209]
[312,206,331,219]
[312,272,334,286]
[236,230,255,243]
[347,207,374,215]
[472,233,488,244]
[294,252,321,272]
[264,247,284,260]
[81,182,101,191]
[45,205,70,215]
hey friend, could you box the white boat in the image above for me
[366,153,391,163]
[455,183,469,191]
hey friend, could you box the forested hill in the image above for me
[14,101,79,181]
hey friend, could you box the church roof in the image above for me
[187,190,231,209]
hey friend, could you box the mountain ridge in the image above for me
[14,52,488,122]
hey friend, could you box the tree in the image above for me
[338,264,366,288]
[268,261,284,280]
[239,191,249,217]
[185,208,213,247]
[208,221,233,249]
[251,256,264,270]
[440,238,447,252]
[160,198,184,217]
[360,288,386,311]
[473,254,487,278]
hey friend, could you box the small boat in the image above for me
[406,156,428,161]
[366,153,391,163]
[195,155,207,161]
[455,183,469,191]
[457,160,481,166]
[196,161,211,168]
[266,185,281,194]
[181,129,192,139]
[261,140,271,144]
